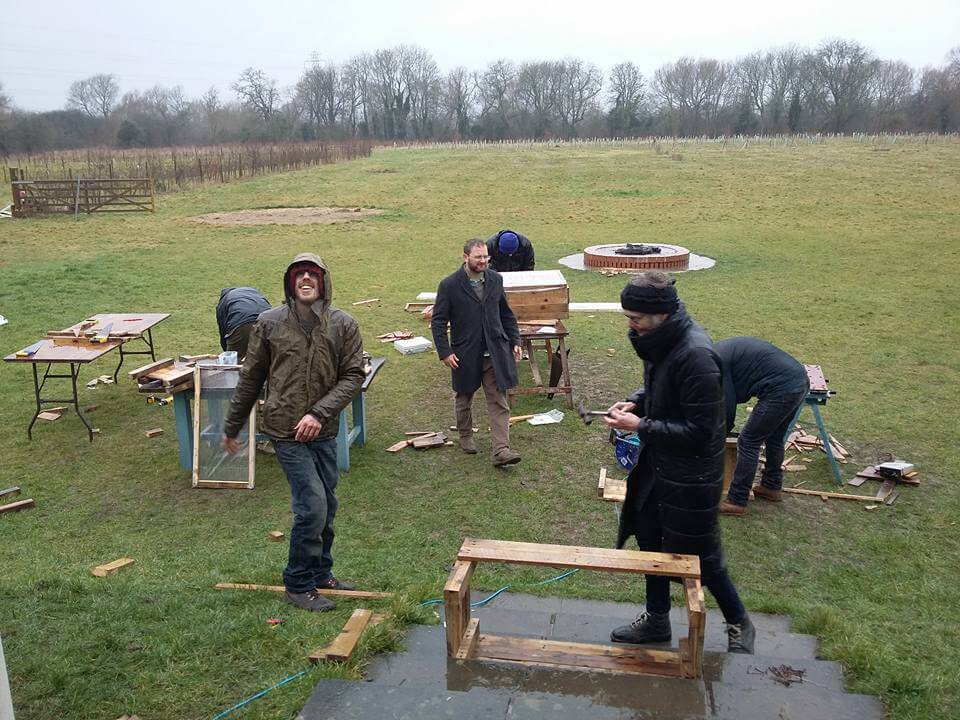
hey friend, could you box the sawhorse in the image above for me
[785,392,843,485]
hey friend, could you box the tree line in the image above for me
[1,38,958,155]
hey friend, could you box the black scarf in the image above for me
[628,303,692,364]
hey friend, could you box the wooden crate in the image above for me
[501,270,569,321]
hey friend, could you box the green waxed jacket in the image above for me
[223,253,365,441]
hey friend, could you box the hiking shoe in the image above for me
[720,499,747,516]
[284,589,335,612]
[493,449,521,467]
[727,614,756,654]
[317,576,355,591]
[610,610,671,644]
[459,435,478,454]
[752,484,783,502]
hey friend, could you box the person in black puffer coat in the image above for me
[604,271,755,654]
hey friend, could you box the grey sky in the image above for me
[2,0,958,111]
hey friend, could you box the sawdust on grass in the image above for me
[188,206,383,226]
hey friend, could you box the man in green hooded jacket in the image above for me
[224,253,365,612]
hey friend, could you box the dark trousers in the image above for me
[273,438,339,593]
[635,480,746,624]
[727,387,808,506]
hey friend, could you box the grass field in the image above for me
[1,136,958,719]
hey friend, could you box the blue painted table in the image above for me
[170,357,385,473]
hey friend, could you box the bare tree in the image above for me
[297,64,344,133]
[733,52,770,128]
[67,73,119,118]
[555,58,603,136]
[870,60,914,131]
[0,81,11,114]
[442,66,475,139]
[607,61,645,135]
[232,67,279,122]
[653,57,730,136]
[343,54,373,137]
[404,47,441,139]
[514,61,560,137]
[475,59,516,139]
[766,46,803,132]
[809,39,877,132]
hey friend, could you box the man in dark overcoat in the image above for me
[431,239,523,466]
[603,271,755,654]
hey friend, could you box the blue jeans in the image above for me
[726,387,808,506]
[273,438,339,593]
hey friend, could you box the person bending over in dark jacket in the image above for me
[485,229,535,272]
[216,287,271,357]
[603,271,755,654]
[223,254,365,612]
[716,337,809,517]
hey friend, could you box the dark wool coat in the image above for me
[431,266,520,394]
[616,304,727,577]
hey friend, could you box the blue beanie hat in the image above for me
[498,231,520,255]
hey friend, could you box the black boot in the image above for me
[610,610,671,644]
[727,614,756,654]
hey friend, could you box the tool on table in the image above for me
[90,323,113,344]
[577,400,611,426]
[15,340,44,357]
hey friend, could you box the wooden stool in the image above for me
[507,321,573,408]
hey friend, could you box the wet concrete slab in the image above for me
[302,592,883,720]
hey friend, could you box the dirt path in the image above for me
[188,206,383,226]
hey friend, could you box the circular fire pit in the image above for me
[583,243,690,272]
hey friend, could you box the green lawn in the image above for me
[1,136,958,719]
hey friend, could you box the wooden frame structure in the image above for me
[444,538,705,679]
[10,174,155,217]
[192,365,255,489]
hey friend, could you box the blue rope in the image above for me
[419,568,580,609]
[211,668,311,720]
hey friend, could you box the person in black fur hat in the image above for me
[603,270,755,654]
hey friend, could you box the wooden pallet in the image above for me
[444,538,705,679]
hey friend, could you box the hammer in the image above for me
[577,401,611,425]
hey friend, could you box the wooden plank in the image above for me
[145,428,164,438]
[351,298,380,306]
[37,411,63,421]
[781,487,879,502]
[0,487,21,500]
[455,617,480,660]
[601,477,627,503]
[596,467,607,498]
[385,440,410,452]
[457,538,700,578]
[92,558,135,577]
[128,358,175,379]
[213,582,393,599]
[443,560,475,657]
[309,609,373,663]
[876,478,896,501]
[0,498,34,514]
[473,633,683,677]
[268,530,285,542]
[194,480,254,490]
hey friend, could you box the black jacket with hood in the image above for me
[616,303,727,577]
[224,253,365,441]
[485,230,535,273]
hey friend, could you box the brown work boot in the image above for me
[720,499,747,516]
[752,484,783,502]
[459,434,478,454]
[493,448,521,467]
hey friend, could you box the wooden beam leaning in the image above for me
[213,582,393,599]
[443,560,475,657]
[682,578,706,678]
[457,538,700,578]
[456,617,480,661]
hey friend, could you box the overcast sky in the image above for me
[2,0,958,111]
